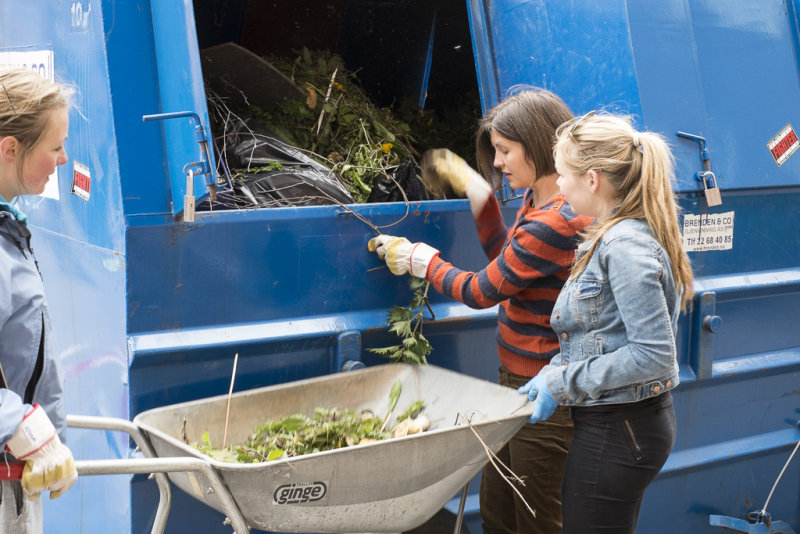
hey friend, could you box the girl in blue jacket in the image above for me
[0,67,77,532]
[520,111,694,533]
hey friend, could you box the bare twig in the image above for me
[315,67,338,135]
[222,353,239,448]
[458,411,536,519]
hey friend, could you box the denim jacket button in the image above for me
[666,380,672,388]
[563,362,568,366]
[554,312,560,319]
[653,385,661,393]
[561,332,568,340]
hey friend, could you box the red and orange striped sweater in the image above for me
[426,191,593,377]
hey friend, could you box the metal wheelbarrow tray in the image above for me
[132,363,530,533]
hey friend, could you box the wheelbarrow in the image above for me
[70,364,533,533]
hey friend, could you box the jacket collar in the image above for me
[0,194,27,224]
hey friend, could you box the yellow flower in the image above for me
[381,143,393,153]
[333,82,343,90]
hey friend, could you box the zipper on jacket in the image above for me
[623,419,644,461]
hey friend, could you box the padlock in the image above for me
[700,171,722,207]
[184,169,196,222]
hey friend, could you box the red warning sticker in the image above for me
[766,123,799,167]
[71,161,91,201]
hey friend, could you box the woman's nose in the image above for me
[57,148,68,166]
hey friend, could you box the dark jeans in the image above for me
[562,393,676,534]
[480,366,573,534]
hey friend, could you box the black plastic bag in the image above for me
[367,160,431,203]
[231,135,354,205]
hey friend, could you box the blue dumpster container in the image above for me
[1,1,798,533]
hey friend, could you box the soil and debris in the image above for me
[201,45,479,209]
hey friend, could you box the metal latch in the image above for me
[677,131,723,207]
[142,111,216,219]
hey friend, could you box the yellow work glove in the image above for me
[6,404,78,500]
[367,235,439,278]
[422,149,492,216]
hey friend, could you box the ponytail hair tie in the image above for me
[632,133,640,148]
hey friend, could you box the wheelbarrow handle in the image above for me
[67,414,250,534]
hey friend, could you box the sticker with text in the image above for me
[767,123,799,167]
[71,161,91,201]
[682,211,734,252]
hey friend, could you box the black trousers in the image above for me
[562,393,676,534]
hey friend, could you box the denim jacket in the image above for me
[543,218,681,406]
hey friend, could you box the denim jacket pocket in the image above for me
[570,277,604,328]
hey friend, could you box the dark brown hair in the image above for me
[475,88,573,189]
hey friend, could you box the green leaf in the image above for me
[367,345,401,356]
[409,278,426,291]
[266,449,286,461]
[403,350,422,363]
[389,320,412,337]
[397,400,425,422]
[388,381,402,414]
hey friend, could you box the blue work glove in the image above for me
[518,373,558,424]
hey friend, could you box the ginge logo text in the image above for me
[273,482,327,505]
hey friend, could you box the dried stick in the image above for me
[458,411,536,518]
[222,353,239,448]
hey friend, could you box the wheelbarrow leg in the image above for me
[453,482,469,534]
[68,415,173,533]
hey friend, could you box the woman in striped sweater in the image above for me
[369,89,593,533]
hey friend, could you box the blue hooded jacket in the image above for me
[0,201,67,446]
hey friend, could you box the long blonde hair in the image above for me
[554,112,694,310]
[0,67,74,176]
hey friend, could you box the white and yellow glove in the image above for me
[6,404,77,500]
[367,235,439,278]
[422,149,492,216]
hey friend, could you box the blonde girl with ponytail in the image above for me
[518,112,692,533]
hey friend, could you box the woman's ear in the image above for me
[586,169,600,193]
[0,136,18,163]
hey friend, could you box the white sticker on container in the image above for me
[682,211,734,252]
[767,123,799,167]
[71,161,91,201]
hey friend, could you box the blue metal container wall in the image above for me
[467,1,800,533]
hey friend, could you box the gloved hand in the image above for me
[367,235,439,278]
[422,149,492,217]
[518,373,559,424]
[6,404,77,500]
